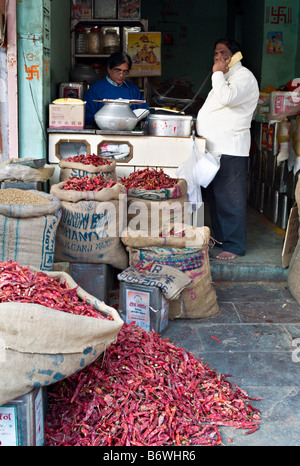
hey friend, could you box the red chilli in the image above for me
[44,322,261,446]
[62,176,116,192]
[119,167,178,190]
[0,260,111,320]
[64,153,112,166]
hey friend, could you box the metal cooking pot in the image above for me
[94,99,149,131]
[147,112,193,137]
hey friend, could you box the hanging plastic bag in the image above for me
[177,139,202,212]
[177,137,220,212]
[195,149,221,188]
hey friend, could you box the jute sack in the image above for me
[0,269,123,406]
[0,159,54,182]
[126,178,187,200]
[117,263,192,300]
[51,183,128,269]
[59,158,116,182]
[50,180,125,203]
[0,190,61,271]
[126,226,219,319]
[288,178,300,303]
[127,195,189,237]
[122,224,211,249]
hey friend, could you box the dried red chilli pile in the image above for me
[44,322,261,446]
[119,167,178,190]
[0,260,111,320]
[64,154,112,166]
[61,176,116,192]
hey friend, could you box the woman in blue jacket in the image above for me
[84,52,148,127]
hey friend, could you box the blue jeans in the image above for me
[204,154,248,256]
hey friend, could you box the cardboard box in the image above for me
[118,0,140,19]
[49,103,85,130]
[270,91,300,116]
[282,203,299,268]
[71,0,92,19]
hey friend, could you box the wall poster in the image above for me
[127,32,161,77]
[267,31,283,54]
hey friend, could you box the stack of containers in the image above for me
[249,88,300,229]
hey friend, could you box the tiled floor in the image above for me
[162,203,300,445]
[164,282,300,446]
[164,196,300,450]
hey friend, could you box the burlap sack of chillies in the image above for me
[127,195,189,238]
[50,178,124,202]
[125,178,187,200]
[0,265,123,406]
[120,168,188,236]
[0,189,61,271]
[120,167,187,199]
[124,225,219,320]
[59,154,116,182]
[51,179,128,269]
[288,178,300,304]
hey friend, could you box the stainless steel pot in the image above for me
[94,99,149,131]
[147,113,193,137]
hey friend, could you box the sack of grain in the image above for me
[0,266,123,405]
[0,189,61,270]
[288,178,300,303]
[59,156,116,182]
[125,226,219,319]
[0,159,54,182]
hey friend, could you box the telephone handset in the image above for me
[228,51,243,68]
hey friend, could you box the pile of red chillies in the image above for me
[119,167,178,190]
[64,154,112,166]
[0,260,110,320]
[61,176,116,192]
[44,322,261,446]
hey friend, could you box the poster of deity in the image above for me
[267,31,283,54]
[127,32,161,76]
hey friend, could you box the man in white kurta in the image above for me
[197,39,259,260]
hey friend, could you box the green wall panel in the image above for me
[17,0,50,159]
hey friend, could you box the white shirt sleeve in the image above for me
[212,69,255,107]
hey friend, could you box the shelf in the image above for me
[71,18,148,29]
[71,18,149,99]
[74,54,110,58]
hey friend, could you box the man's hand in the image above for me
[213,56,231,74]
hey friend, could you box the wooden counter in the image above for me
[47,129,206,181]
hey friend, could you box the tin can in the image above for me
[0,387,45,446]
[119,281,169,334]
[70,263,115,303]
